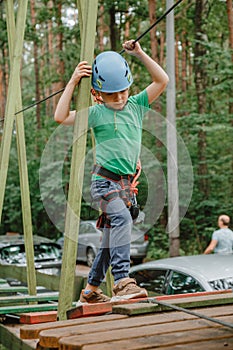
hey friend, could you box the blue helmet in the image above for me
[92,51,133,93]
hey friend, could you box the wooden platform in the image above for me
[0,291,233,350]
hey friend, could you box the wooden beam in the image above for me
[0,324,36,350]
[19,311,58,324]
[0,303,60,315]
[0,264,85,297]
[5,0,36,296]
[57,0,98,320]
[0,292,59,306]
[0,0,26,221]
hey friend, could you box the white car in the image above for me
[129,254,233,295]
[57,220,148,267]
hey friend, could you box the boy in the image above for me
[54,40,169,303]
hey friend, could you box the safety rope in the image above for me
[119,0,184,55]
[141,298,233,330]
[0,0,184,123]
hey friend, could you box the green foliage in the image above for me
[0,0,232,262]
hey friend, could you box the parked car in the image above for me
[0,234,62,271]
[57,220,148,267]
[129,254,233,296]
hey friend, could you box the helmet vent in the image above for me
[99,75,105,82]
[125,70,128,77]
[95,67,98,73]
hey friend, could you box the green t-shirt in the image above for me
[88,89,149,179]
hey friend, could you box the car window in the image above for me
[209,277,233,291]
[34,244,61,259]
[0,245,22,260]
[130,268,168,294]
[0,243,61,264]
[167,271,205,294]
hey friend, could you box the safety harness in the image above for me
[92,162,141,229]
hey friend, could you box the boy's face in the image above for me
[100,89,129,110]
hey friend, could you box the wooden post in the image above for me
[4,0,36,295]
[166,0,180,256]
[58,0,98,320]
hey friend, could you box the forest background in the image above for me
[0,0,232,260]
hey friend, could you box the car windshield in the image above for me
[130,268,168,294]
[167,271,205,294]
[0,243,61,264]
[209,277,233,291]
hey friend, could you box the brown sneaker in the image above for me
[78,288,111,304]
[111,277,148,302]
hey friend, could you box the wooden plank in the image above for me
[20,314,127,339]
[0,0,28,221]
[39,311,233,348]
[112,302,159,316]
[57,0,98,321]
[0,303,61,315]
[151,337,233,350]
[5,0,36,296]
[40,313,206,348]
[0,324,37,350]
[67,291,233,320]
[0,264,84,299]
[67,302,112,319]
[0,292,59,306]
[156,289,233,300]
[20,305,233,340]
[81,332,233,350]
[112,292,233,316]
[20,311,58,324]
[156,292,233,309]
[0,286,29,294]
[67,297,153,319]
[58,315,233,350]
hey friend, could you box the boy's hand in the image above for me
[70,61,92,86]
[122,40,143,57]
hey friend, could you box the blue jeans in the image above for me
[87,180,133,286]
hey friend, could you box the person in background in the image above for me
[204,214,233,254]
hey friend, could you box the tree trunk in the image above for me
[226,0,233,199]
[148,0,157,61]
[53,1,64,111]
[175,33,179,90]
[226,0,233,115]
[109,4,117,51]
[30,0,41,129]
[124,3,130,40]
[181,31,187,93]
[98,4,105,51]
[193,0,209,199]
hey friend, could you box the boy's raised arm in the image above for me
[54,61,92,125]
[123,40,169,104]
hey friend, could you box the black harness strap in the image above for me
[92,164,134,182]
[93,165,140,228]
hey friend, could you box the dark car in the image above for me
[129,254,233,296]
[57,220,148,267]
[0,234,62,271]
